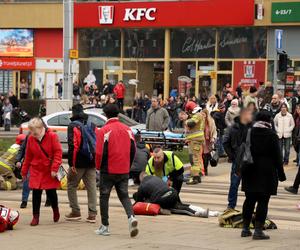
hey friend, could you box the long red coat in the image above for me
[21,130,62,190]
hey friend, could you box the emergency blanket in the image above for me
[133,202,161,216]
[0,205,19,232]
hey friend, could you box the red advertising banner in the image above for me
[233,61,266,90]
[74,0,254,28]
[0,58,35,70]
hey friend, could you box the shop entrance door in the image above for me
[103,70,121,86]
[16,71,32,99]
[196,73,212,99]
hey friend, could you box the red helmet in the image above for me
[15,134,26,145]
[185,101,197,113]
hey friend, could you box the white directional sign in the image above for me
[275,29,283,50]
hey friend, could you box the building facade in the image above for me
[0,0,300,101]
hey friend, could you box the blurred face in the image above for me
[231,102,238,108]
[240,111,253,124]
[227,93,233,101]
[30,127,45,140]
[296,106,300,115]
[178,112,188,121]
[210,96,216,104]
[151,98,159,109]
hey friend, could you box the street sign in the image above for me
[272,2,300,23]
[275,29,283,50]
[69,49,78,59]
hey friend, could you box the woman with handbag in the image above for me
[201,109,217,176]
[21,117,63,226]
[241,111,286,240]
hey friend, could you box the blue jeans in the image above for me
[227,163,241,209]
[279,137,291,163]
[22,173,30,202]
[216,133,225,156]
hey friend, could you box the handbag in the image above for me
[133,202,161,216]
[37,142,66,181]
[210,144,219,167]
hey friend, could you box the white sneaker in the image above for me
[95,225,110,236]
[128,216,139,238]
[195,208,209,218]
[128,179,135,187]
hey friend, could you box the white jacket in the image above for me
[274,112,295,139]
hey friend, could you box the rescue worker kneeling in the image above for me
[0,134,26,190]
[145,148,184,195]
[133,173,209,218]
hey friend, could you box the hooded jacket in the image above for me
[274,112,295,139]
[225,107,241,127]
[130,141,150,173]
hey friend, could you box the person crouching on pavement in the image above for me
[95,104,138,237]
[145,148,184,195]
[0,134,26,191]
[21,118,62,226]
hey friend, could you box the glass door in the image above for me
[198,75,211,100]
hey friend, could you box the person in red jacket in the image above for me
[113,80,126,111]
[95,104,138,237]
[21,117,62,226]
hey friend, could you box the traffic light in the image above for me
[278,52,288,72]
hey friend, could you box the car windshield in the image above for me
[118,113,139,126]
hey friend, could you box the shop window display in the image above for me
[124,29,164,58]
[79,29,121,58]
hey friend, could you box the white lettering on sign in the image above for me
[123,8,156,21]
[275,9,292,15]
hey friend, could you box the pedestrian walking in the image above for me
[225,99,240,127]
[65,104,97,223]
[202,109,217,176]
[2,98,13,131]
[95,104,138,237]
[21,118,62,226]
[113,80,126,111]
[241,110,286,240]
[146,97,170,131]
[55,79,63,99]
[211,103,227,157]
[274,103,295,165]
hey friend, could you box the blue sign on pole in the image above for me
[275,29,283,49]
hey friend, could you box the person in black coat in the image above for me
[241,110,286,240]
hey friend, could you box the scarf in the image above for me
[253,121,272,129]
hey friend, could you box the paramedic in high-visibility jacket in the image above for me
[184,106,205,185]
[145,148,184,195]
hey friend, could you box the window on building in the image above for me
[124,29,164,58]
[79,29,121,58]
[218,27,267,59]
[171,28,216,58]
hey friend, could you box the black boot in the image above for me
[253,222,270,240]
[44,199,51,207]
[241,220,252,237]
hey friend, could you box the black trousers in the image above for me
[155,188,178,209]
[292,167,300,190]
[117,98,124,111]
[242,192,270,227]
[100,174,134,226]
[32,189,58,215]
[203,153,211,175]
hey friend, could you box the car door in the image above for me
[47,113,71,153]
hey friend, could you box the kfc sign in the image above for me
[123,8,156,21]
[75,0,254,28]
[99,6,114,24]
[233,61,266,90]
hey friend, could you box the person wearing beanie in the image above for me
[225,99,241,127]
[241,110,286,240]
[65,103,97,223]
[244,86,258,110]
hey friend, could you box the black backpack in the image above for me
[235,128,253,175]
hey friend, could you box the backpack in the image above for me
[235,128,253,175]
[72,120,96,161]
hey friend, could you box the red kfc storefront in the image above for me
[73,0,264,98]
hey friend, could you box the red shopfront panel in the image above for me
[34,29,78,58]
[74,0,254,28]
[233,61,266,90]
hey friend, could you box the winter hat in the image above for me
[250,86,257,94]
[231,99,239,106]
